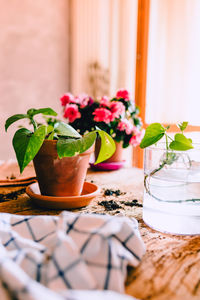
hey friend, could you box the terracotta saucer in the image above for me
[90,160,125,171]
[26,182,100,209]
[0,161,36,186]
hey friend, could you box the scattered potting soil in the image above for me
[98,200,122,211]
[100,189,142,211]
[121,199,143,207]
[92,211,106,215]
[0,188,26,202]
[6,174,16,180]
[103,189,124,196]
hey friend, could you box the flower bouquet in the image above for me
[60,89,143,168]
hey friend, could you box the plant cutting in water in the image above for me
[140,122,193,151]
[141,123,200,235]
[140,121,193,177]
[139,122,200,203]
[5,108,116,173]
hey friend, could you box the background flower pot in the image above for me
[33,140,93,196]
[95,139,123,163]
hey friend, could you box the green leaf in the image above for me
[12,125,46,173]
[178,121,188,132]
[46,125,54,140]
[133,106,140,115]
[57,138,82,157]
[46,125,54,134]
[5,114,28,131]
[54,122,81,138]
[80,132,96,153]
[95,130,116,164]
[27,108,57,117]
[57,132,96,158]
[140,123,165,148]
[47,132,54,140]
[169,133,193,151]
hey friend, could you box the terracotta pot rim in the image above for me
[42,139,94,156]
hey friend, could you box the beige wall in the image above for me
[0,0,69,160]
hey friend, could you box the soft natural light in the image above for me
[146,0,200,125]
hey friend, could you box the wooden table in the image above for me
[0,167,200,300]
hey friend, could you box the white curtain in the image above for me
[69,0,138,98]
[146,0,200,125]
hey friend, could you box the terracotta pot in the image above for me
[95,139,123,163]
[33,140,93,196]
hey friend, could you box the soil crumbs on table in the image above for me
[103,189,123,196]
[98,200,122,211]
[0,188,26,202]
[122,200,143,208]
[98,188,142,212]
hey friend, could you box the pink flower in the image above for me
[117,120,134,135]
[93,108,112,124]
[100,96,110,107]
[74,93,88,105]
[116,89,130,101]
[110,101,125,121]
[60,93,75,106]
[80,96,94,108]
[129,128,145,147]
[73,93,94,107]
[63,104,81,123]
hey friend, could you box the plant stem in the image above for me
[166,135,173,141]
[30,117,37,132]
[165,134,169,150]
[144,161,166,192]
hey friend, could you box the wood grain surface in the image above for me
[0,167,200,300]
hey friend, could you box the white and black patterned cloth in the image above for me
[0,212,145,300]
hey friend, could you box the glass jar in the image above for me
[143,143,200,235]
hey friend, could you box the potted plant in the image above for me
[59,89,144,164]
[5,108,115,197]
[140,122,200,235]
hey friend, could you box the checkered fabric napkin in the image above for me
[0,212,145,300]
